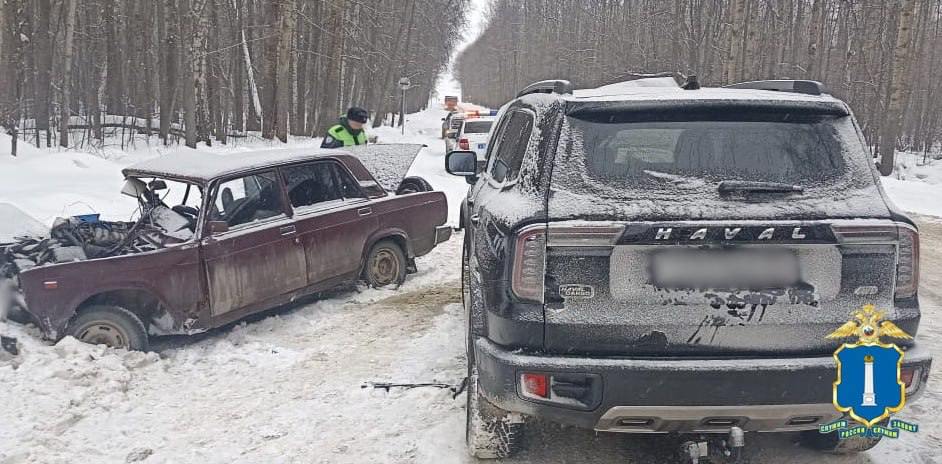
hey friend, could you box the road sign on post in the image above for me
[398,77,412,135]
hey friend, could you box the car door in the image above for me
[281,160,377,286]
[201,170,307,318]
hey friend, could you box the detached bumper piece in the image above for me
[473,338,932,432]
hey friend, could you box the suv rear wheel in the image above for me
[67,305,148,351]
[466,365,524,459]
[363,240,407,288]
[799,429,882,454]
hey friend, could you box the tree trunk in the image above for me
[725,0,747,83]
[273,0,296,142]
[878,0,919,175]
[32,0,52,146]
[59,0,78,148]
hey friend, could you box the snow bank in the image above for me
[883,152,942,218]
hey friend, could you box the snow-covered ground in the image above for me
[2,107,941,463]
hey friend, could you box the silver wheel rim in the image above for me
[76,321,129,348]
[370,248,400,286]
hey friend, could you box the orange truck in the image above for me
[444,95,458,111]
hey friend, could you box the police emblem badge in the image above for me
[818,304,920,439]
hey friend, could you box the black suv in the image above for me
[446,77,932,459]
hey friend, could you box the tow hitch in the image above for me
[680,427,745,464]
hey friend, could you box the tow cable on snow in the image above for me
[362,376,468,399]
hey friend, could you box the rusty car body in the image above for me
[9,144,450,349]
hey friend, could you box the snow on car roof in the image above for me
[567,85,843,104]
[122,144,424,185]
[123,147,337,183]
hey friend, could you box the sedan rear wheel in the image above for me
[67,305,148,351]
[364,240,407,288]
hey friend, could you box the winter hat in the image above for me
[347,107,369,124]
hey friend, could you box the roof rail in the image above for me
[516,80,573,98]
[723,80,827,96]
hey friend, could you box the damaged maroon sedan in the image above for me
[1,144,450,350]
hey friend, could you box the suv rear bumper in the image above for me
[473,338,932,433]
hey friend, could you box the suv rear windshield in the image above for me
[551,110,883,220]
[565,112,848,186]
[463,120,493,134]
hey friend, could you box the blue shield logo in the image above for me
[833,343,905,427]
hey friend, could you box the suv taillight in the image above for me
[832,222,919,300]
[511,225,546,302]
[458,138,470,150]
[896,224,919,299]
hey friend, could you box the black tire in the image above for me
[799,429,882,454]
[66,305,149,351]
[363,240,407,288]
[396,177,431,195]
[466,366,524,459]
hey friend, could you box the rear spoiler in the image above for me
[338,144,426,193]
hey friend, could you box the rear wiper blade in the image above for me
[718,180,804,194]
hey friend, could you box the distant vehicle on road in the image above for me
[4,145,450,351]
[446,115,495,161]
[444,95,459,111]
[441,111,464,139]
[447,76,932,459]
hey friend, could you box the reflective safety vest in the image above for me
[327,124,367,146]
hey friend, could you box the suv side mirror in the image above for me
[207,220,229,235]
[446,151,480,184]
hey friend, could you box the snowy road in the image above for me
[1,109,940,463]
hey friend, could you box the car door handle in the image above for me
[357,207,372,217]
[280,225,297,236]
[469,214,480,225]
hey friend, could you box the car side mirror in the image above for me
[446,151,479,180]
[207,220,229,235]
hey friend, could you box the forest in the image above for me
[456,0,942,174]
[0,0,469,149]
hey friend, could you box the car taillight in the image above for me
[511,225,546,302]
[831,221,919,300]
[546,223,626,247]
[458,138,469,150]
[896,224,919,299]
[520,373,549,399]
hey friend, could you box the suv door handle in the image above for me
[279,225,297,236]
[357,207,372,216]
[469,214,480,225]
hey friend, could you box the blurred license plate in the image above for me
[651,249,799,289]
[478,143,487,149]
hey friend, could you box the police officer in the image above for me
[321,107,369,148]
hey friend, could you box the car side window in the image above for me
[282,162,351,211]
[489,110,534,183]
[210,172,284,228]
[329,163,367,199]
[483,115,511,170]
